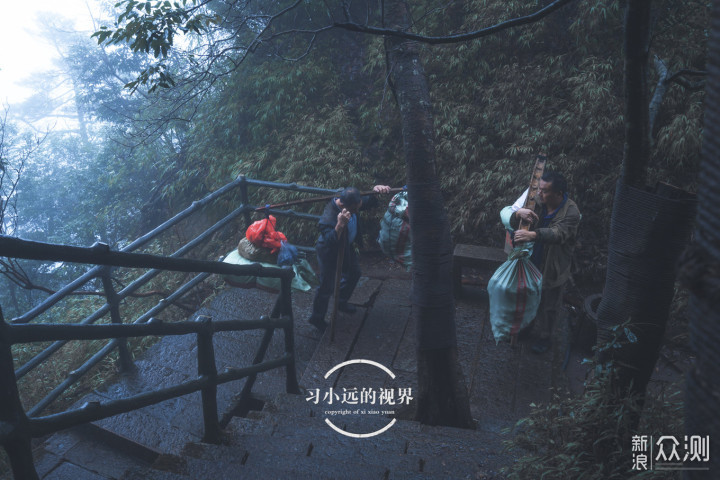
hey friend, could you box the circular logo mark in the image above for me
[322,359,397,438]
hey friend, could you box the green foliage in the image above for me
[504,382,683,479]
[93,0,220,92]
[89,0,707,282]
[0,3,707,476]
[503,324,684,479]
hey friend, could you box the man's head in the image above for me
[338,187,363,213]
[538,171,567,210]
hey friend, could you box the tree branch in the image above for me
[333,0,576,44]
[650,57,707,145]
[649,56,669,145]
[668,69,707,91]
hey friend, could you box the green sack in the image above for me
[487,244,542,344]
[377,191,412,271]
[222,250,318,292]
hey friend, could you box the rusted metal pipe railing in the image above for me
[0,238,292,281]
[28,354,293,437]
[9,178,249,324]
[8,316,290,344]
[0,176,343,479]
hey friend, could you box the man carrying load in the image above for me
[307,184,391,332]
[507,171,581,354]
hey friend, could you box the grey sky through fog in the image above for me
[0,0,100,106]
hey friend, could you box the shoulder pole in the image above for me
[330,229,346,343]
[254,187,404,213]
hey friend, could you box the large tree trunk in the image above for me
[384,0,474,428]
[621,0,652,188]
[595,0,696,410]
[679,2,720,477]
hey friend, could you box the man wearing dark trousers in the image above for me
[308,185,391,331]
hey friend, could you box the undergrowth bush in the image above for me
[503,382,684,479]
[503,323,685,479]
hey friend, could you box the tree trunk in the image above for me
[384,0,474,428]
[622,0,652,187]
[595,0,696,428]
[679,2,720,477]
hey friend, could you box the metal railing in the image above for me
[0,176,339,480]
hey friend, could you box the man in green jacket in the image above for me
[510,171,581,354]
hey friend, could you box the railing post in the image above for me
[0,308,39,480]
[100,266,133,372]
[239,175,253,230]
[275,273,300,394]
[236,319,275,405]
[196,315,220,443]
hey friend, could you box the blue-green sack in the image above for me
[377,191,412,271]
[487,243,542,344]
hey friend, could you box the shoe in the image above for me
[308,317,328,332]
[338,303,357,314]
[531,338,551,355]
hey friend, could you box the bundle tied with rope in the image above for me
[224,212,310,291]
[487,155,547,345]
[242,214,299,266]
[238,215,284,264]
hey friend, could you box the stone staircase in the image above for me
[25,254,548,480]
[120,392,511,480]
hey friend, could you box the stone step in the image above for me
[224,413,276,435]
[148,415,506,480]
[259,393,512,476]
[240,451,390,479]
[174,436,391,479]
[187,414,420,473]
[260,391,327,417]
[260,392,511,440]
[231,407,508,477]
[299,309,365,388]
[335,278,412,390]
[35,424,158,480]
[246,407,402,440]
[122,465,190,480]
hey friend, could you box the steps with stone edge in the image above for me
[120,392,511,480]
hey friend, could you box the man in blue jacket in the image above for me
[308,184,391,331]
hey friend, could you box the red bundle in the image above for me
[245,215,287,254]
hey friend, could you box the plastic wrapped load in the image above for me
[246,215,287,253]
[222,250,318,292]
[277,241,299,266]
[377,191,412,271]
[487,244,542,344]
[238,237,278,264]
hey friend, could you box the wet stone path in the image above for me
[28,251,580,480]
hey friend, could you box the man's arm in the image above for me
[534,204,581,244]
[506,189,538,231]
[360,185,392,211]
[317,202,345,247]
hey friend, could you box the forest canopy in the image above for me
[1,0,708,316]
